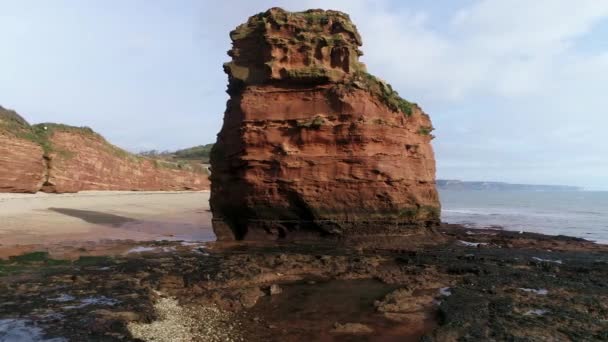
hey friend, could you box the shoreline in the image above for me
[1,224,607,341]
[1,192,607,340]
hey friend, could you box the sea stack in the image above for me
[210,8,440,240]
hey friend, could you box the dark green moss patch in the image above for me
[296,115,325,129]
[1,252,72,276]
[353,72,414,116]
[9,251,51,263]
[418,126,433,136]
[74,255,115,267]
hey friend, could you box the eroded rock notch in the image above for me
[210,8,440,240]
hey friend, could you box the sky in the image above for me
[1,0,607,190]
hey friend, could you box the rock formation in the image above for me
[0,107,46,193]
[0,106,209,193]
[210,8,440,240]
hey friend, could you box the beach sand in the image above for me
[0,191,214,257]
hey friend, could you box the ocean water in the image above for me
[439,190,608,244]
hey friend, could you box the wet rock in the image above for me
[374,287,434,313]
[267,284,282,296]
[238,287,265,309]
[331,322,373,334]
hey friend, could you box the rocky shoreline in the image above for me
[1,224,607,341]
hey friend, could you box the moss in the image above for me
[302,12,330,25]
[8,251,69,266]
[230,8,361,45]
[0,252,74,276]
[353,72,414,116]
[297,115,325,129]
[285,66,326,80]
[9,251,51,263]
[74,256,114,267]
[0,264,25,276]
[417,126,433,136]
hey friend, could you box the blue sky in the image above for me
[1,0,607,190]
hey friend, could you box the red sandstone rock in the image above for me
[210,8,440,240]
[0,107,46,193]
[0,107,209,193]
[43,128,209,193]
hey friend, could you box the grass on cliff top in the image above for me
[350,71,415,117]
[0,106,30,130]
[140,145,212,174]
[231,8,361,44]
[1,107,208,174]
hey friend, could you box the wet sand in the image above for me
[0,191,214,258]
[2,192,608,341]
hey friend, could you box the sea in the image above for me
[440,190,608,244]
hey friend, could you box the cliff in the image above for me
[210,8,440,240]
[0,107,46,193]
[0,107,209,193]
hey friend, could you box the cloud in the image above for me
[1,0,606,188]
[303,0,608,102]
[298,0,608,188]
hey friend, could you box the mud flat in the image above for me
[1,224,607,341]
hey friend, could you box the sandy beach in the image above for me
[0,191,214,255]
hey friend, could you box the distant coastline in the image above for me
[437,179,582,192]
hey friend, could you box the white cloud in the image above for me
[2,0,606,188]
[299,0,608,188]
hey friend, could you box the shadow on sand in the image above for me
[48,208,137,227]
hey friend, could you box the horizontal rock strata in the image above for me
[210,8,440,240]
[0,107,209,193]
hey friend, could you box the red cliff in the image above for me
[0,107,46,193]
[210,8,440,240]
[0,107,209,193]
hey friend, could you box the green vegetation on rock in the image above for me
[417,126,434,136]
[284,66,343,83]
[353,72,414,116]
[173,144,214,162]
[0,251,71,276]
[231,8,361,44]
[297,115,325,129]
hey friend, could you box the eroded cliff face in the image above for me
[0,107,209,193]
[44,128,209,193]
[0,107,45,193]
[210,8,440,240]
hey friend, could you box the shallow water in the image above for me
[248,279,437,341]
[440,189,608,243]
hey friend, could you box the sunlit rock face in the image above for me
[0,106,209,193]
[210,8,440,240]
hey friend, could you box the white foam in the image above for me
[439,287,452,297]
[0,319,67,342]
[127,246,158,254]
[458,240,488,247]
[62,296,119,310]
[519,288,548,295]
[48,294,75,302]
[524,309,550,316]
[532,257,563,264]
